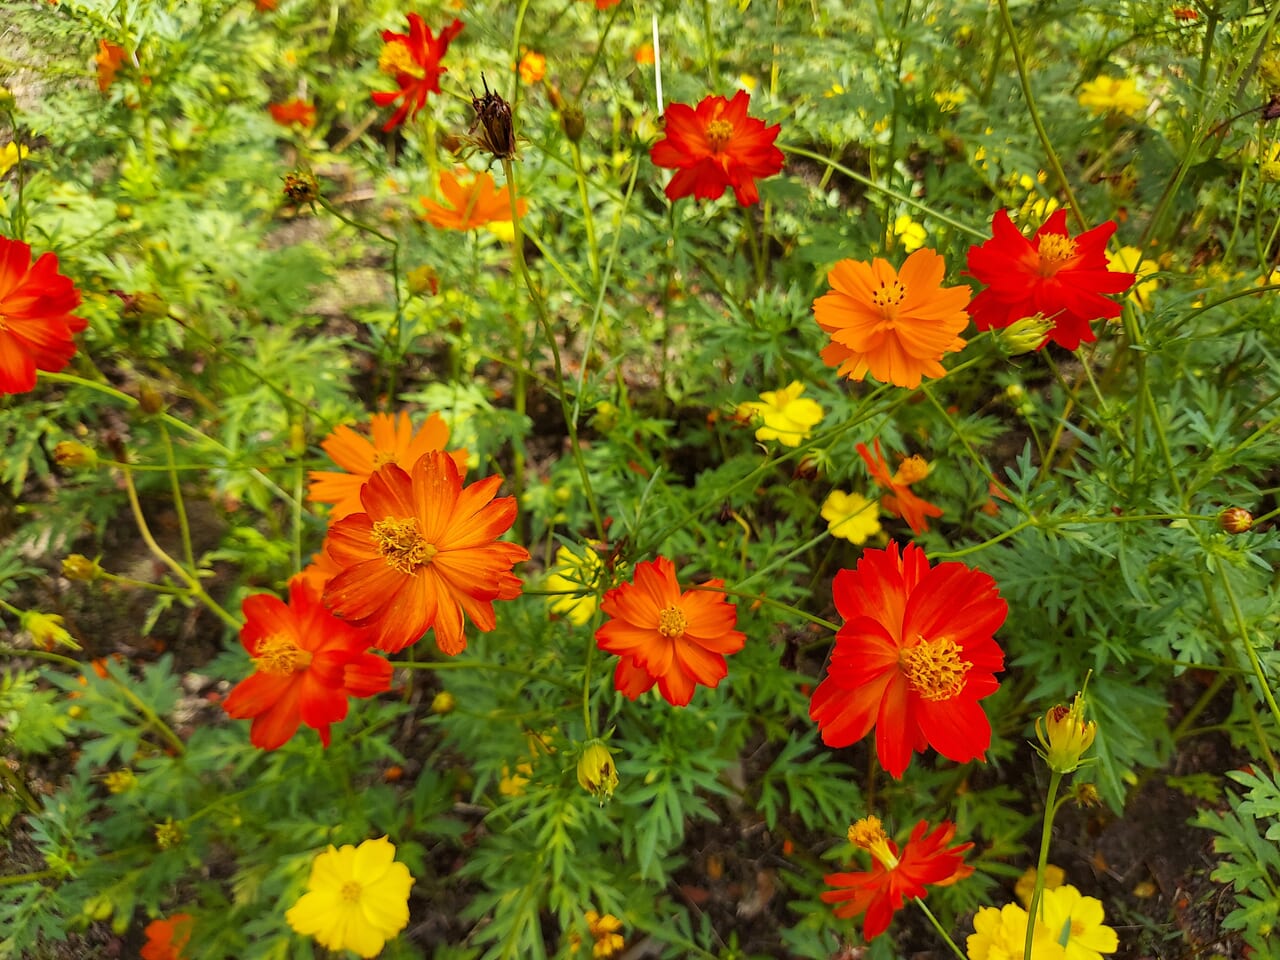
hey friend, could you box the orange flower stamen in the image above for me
[340,881,362,902]
[705,119,734,152]
[902,637,969,701]
[657,605,688,638]
[252,636,314,674]
[1037,233,1077,265]
[871,279,908,316]
[379,41,422,78]
[372,517,437,573]
[892,454,930,485]
[848,816,899,870]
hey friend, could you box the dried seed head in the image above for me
[466,76,516,160]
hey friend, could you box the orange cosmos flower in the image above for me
[518,50,546,85]
[0,236,87,395]
[255,0,277,9]
[823,817,973,939]
[419,168,526,231]
[141,912,194,960]
[856,438,942,535]
[222,578,392,750]
[650,90,784,206]
[809,542,1007,777]
[372,14,464,131]
[588,0,622,7]
[308,411,466,520]
[322,452,530,655]
[595,557,746,706]
[95,40,127,93]
[966,209,1135,350]
[268,98,316,128]
[813,248,970,389]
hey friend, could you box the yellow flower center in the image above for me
[705,119,735,152]
[340,880,362,902]
[901,636,969,700]
[252,635,313,674]
[892,454,929,485]
[1037,233,1077,271]
[657,605,687,638]
[372,517,438,574]
[378,40,423,79]
[371,449,399,467]
[847,816,899,870]
[870,279,908,319]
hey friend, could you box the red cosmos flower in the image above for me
[141,912,194,960]
[823,817,973,940]
[595,557,746,706]
[372,14,464,131]
[268,98,316,128]
[0,236,87,395]
[308,411,467,521]
[650,90,784,206]
[857,438,942,535]
[966,209,1135,350]
[222,579,392,750]
[808,542,1007,777]
[322,452,529,655]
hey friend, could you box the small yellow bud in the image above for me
[62,554,101,581]
[431,691,456,714]
[53,440,98,469]
[0,87,13,108]
[407,264,439,297]
[103,769,137,794]
[593,401,619,432]
[21,611,80,651]
[996,314,1055,355]
[1072,782,1102,807]
[576,739,619,803]
[1035,690,1097,774]
[154,818,183,850]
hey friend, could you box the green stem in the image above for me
[158,423,195,569]
[389,658,579,693]
[501,156,606,540]
[581,637,596,739]
[0,759,39,815]
[993,0,1083,227]
[1024,771,1064,960]
[571,141,602,288]
[119,462,240,632]
[916,897,967,960]
[780,143,986,238]
[1218,566,1280,740]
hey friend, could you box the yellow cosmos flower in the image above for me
[1106,246,1157,308]
[736,381,824,447]
[1078,76,1145,119]
[1040,885,1119,960]
[892,214,927,252]
[285,836,414,959]
[821,491,882,545]
[967,902,1066,960]
[0,142,30,176]
[546,542,604,626]
[1014,863,1065,907]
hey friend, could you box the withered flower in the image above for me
[465,75,516,161]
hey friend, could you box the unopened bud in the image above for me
[1072,782,1101,807]
[154,818,183,850]
[407,264,440,297]
[138,382,166,415]
[1035,690,1097,774]
[431,691,456,714]
[997,314,1055,355]
[62,554,101,581]
[283,170,319,205]
[561,105,585,143]
[576,739,619,803]
[54,440,97,469]
[1219,507,1253,534]
[103,768,137,794]
[0,87,13,108]
[21,611,80,651]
